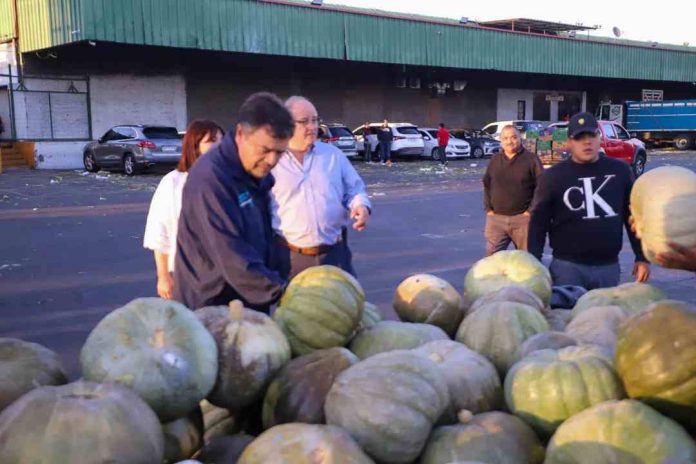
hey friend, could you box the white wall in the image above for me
[90,74,187,139]
[33,141,86,169]
[497,89,534,121]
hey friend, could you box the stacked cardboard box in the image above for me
[551,128,570,164]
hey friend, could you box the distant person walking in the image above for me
[436,123,449,166]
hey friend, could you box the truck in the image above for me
[527,119,647,177]
[597,99,696,150]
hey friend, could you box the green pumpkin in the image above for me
[200,399,239,442]
[467,285,548,318]
[455,301,549,375]
[616,300,696,431]
[420,410,545,464]
[505,345,624,437]
[162,406,203,464]
[262,347,358,430]
[238,423,374,463]
[548,309,572,331]
[464,250,552,306]
[0,381,164,464]
[565,305,629,357]
[0,338,68,413]
[196,301,290,411]
[325,350,449,463]
[392,274,464,335]
[274,265,365,356]
[349,321,449,360]
[570,282,665,319]
[80,298,218,422]
[518,331,578,359]
[546,400,696,464]
[358,302,383,331]
[197,435,255,464]
[414,340,502,419]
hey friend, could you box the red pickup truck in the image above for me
[545,120,647,177]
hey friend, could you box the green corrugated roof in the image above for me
[12,0,696,82]
[0,0,14,42]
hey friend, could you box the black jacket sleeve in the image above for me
[189,179,286,307]
[528,171,553,260]
[482,161,493,212]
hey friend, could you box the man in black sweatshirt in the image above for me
[482,125,544,255]
[528,112,650,289]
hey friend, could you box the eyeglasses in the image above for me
[294,117,322,126]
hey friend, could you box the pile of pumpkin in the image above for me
[1,251,696,464]
[2,165,696,463]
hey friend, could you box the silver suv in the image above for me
[83,125,182,176]
[319,124,359,158]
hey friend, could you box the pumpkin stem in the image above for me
[152,328,166,349]
[457,409,474,424]
[228,300,245,320]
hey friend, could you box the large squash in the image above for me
[565,305,629,357]
[196,301,290,411]
[0,338,68,413]
[324,350,449,463]
[464,250,552,306]
[80,298,218,422]
[0,381,164,464]
[349,321,449,360]
[200,399,238,442]
[518,331,578,359]
[504,345,624,437]
[262,347,358,429]
[615,300,696,431]
[546,400,696,464]
[466,285,548,318]
[630,165,696,263]
[357,302,382,331]
[420,410,545,464]
[392,274,463,335]
[237,423,373,463]
[570,282,665,319]
[414,340,502,418]
[273,265,365,355]
[455,301,549,375]
[162,406,203,464]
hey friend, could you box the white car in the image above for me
[481,120,546,141]
[418,128,471,159]
[352,123,425,158]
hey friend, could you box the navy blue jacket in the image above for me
[173,133,286,311]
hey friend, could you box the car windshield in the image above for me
[517,122,545,132]
[396,126,420,135]
[427,130,438,137]
[329,127,353,138]
[143,127,181,139]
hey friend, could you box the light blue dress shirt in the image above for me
[270,141,372,248]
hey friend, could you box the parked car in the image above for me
[543,120,647,176]
[83,125,182,176]
[418,128,470,159]
[481,120,546,141]
[450,128,501,158]
[352,123,425,159]
[319,123,359,158]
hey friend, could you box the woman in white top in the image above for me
[143,119,224,299]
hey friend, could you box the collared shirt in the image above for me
[143,169,188,271]
[270,141,372,248]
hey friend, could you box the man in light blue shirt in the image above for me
[270,96,372,279]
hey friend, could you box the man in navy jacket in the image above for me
[173,92,294,311]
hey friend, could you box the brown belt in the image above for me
[275,235,342,256]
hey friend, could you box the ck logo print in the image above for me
[563,175,618,219]
[237,191,253,208]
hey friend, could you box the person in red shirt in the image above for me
[436,123,450,166]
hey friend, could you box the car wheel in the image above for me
[472,147,484,158]
[431,148,438,160]
[83,152,99,172]
[674,135,693,150]
[632,151,647,177]
[123,153,137,176]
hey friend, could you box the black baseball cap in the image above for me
[568,112,599,139]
